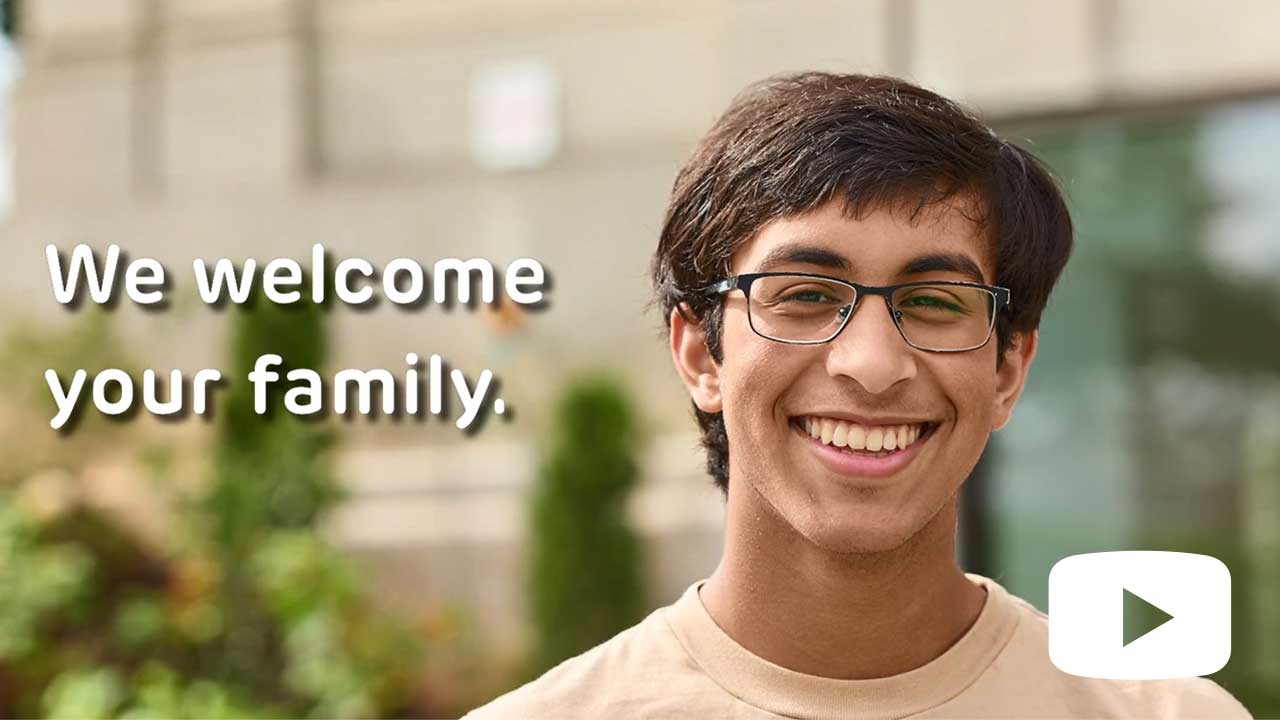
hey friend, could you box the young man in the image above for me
[466,73,1251,718]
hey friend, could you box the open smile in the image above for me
[789,415,939,479]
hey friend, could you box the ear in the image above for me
[669,305,723,413]
[991,329,1038,431]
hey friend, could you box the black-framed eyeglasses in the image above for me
[684,272,1012,353]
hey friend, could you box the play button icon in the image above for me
[1048,551,1231,679]
[1123,587,1175,647]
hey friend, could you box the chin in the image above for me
[793,507,926,555]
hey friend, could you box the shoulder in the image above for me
[462,604,712,720]
[990,584,1252,719]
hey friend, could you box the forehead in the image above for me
[730,196,994,284]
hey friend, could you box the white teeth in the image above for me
[847,425,867,450]
[866,428,884,452]
[832,423,849,448]
[799,417,930,453]
[820,419,835,445]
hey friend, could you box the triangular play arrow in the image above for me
[1123,587,1175,647]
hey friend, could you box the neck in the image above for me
[699,482,987,679]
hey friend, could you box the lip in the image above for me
[792,411,937,426]
[790,418,936,480]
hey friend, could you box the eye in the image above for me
[901,295,960,310]
[783,289,839,303]
[751,276,855,312]
[897,289,973,314]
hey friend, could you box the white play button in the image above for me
[1048,551,1231,679]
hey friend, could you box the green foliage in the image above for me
[39,663,270,720]
[0,305,427,718]
[197,301,338,702]
[116,663,265,719]
[41,667,124,719]
[191,301,419,716]
[0,310,136,479]
[0,503,94,661]
[210,301,339,546]
[527,375,647,674]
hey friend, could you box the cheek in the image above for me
[941,357,999,431]
[718,317,804,451]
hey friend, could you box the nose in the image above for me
[824,295,918,394]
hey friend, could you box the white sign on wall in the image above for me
[469,57,561,171]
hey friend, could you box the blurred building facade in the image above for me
[5,0,1279,692]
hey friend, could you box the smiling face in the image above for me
[671,197,1038,554]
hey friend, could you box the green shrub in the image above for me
[527,375,647,675]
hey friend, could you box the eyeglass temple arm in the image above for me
[672,278,736,299]
[994,286,1012,311]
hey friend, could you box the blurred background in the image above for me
[0,0,1277,717]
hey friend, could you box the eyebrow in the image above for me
[900,252,986,284]
[755,243,851,273]
[753,242,986,283]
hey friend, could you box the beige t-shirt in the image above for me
[464,574,1251,719]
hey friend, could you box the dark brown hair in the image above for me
[650,72,1073,494]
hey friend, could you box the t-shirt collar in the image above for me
[663,573,1020,720]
